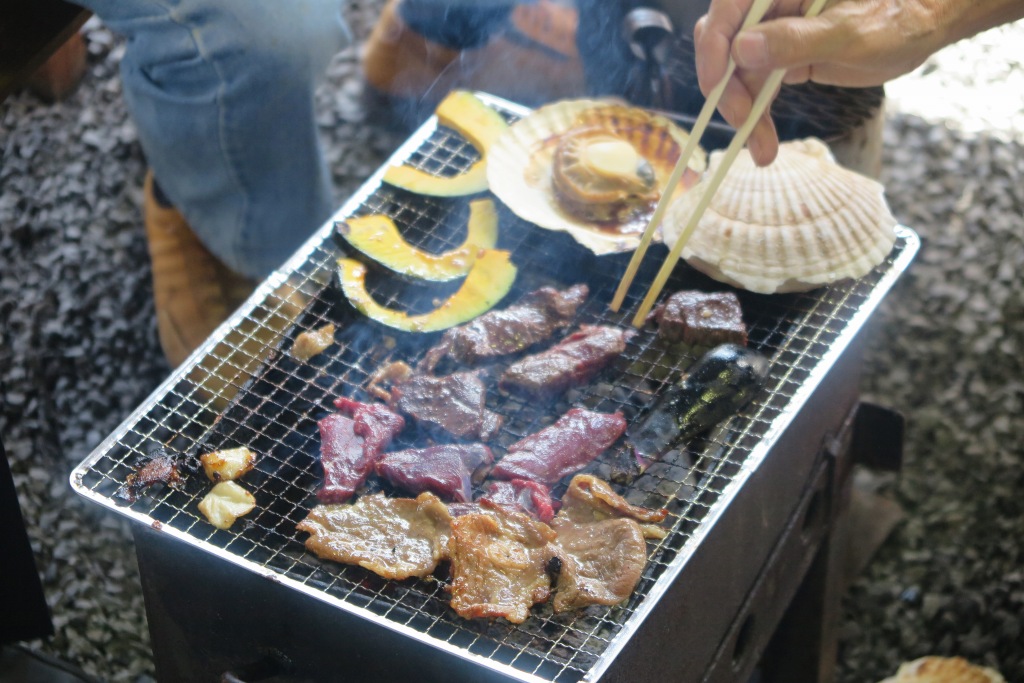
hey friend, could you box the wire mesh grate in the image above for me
[72,94,917,683]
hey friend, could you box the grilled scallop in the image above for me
[663,138,897,294]
[488,98,705,255]
[877,656,1006,683]
[551,126,659,223]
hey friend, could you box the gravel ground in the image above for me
[2,7,1022,683]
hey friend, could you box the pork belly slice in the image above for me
[420,284,589,371]
[647,290,747,347]
[499,325,634,397]
[297,492,452,580]
[558,474,668,538]
[490,408,627,484]
[316,400,404,503]
[549,475,669,612]
[551,518,647,613]
[390,370,503,441]
[479,479,557,523]
[376,444,494,503]
[448,509,557,623]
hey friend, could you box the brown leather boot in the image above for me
[361,0,461,102]
[143,172,255,367]
[362,0,585,120]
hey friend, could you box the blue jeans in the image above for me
[74,0,351,280]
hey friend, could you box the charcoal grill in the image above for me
[71,93,918,683]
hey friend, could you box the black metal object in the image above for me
[0,437,53,644]
[576,0,884,144]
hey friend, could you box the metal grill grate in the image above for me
[72,94,918,683]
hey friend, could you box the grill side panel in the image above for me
[598,335,865,683]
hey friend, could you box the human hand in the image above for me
[693,0,953,165]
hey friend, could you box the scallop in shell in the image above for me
[487,99,706,255]
[878,656,1006,683]
[663,138,897,294]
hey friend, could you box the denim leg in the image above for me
[74,0,351,279]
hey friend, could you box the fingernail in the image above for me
[734,32,769,69]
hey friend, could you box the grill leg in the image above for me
[759,402,905,682]
[759,472,852,683]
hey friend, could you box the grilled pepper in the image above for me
[616,343,769,480]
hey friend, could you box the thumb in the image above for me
[732,15,846,71]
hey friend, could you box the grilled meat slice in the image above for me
[333,396,406,458]
[499,324,634,397]
[490,408,627,484]
[647,290,747,347]
[548,475,668,612]
[376,444,494,503]
[316,415,369,503]
[391,370,503,441]
[317,399,403,503]
[558,474,667,538]
[298,492,452,580]
[448,509,557,623]
[551,517,647,613]
[420,284,589,371]
[479,479,557,523]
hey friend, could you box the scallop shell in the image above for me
[878,657,1006,683]
[663,138,897,294]
[487,98,706,255]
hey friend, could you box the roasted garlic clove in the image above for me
[200,446,257,482]
[198,481,256,530]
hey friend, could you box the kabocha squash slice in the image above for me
[382,91,509,197]
[337,249,517,333]
[336,199,499,282]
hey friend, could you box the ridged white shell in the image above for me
[663,138,897,294]
[487,98,706,255]
[878,657,1006,683]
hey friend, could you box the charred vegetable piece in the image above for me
[115,453,182,504]
[620,344,769,479]
[382,90,508,196]
[336,248,517,333]
[335,199,498,282]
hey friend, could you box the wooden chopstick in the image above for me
[610,0,775,313]
[629,0,832,327]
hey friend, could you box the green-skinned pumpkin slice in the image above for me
[382,90,509,197]
[337,249,517,333]
[336,199,499,282]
